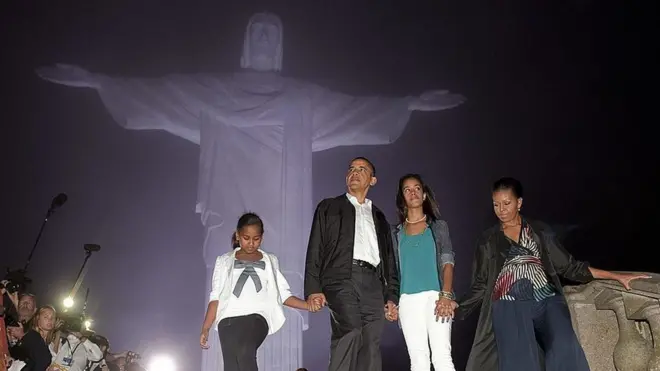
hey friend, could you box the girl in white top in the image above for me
[199,212,319,371]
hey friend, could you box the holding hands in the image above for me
[384,301,398,322]
[306,293,327,313]
[435,292,458,323]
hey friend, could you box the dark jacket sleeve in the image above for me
[382,222,400,305]
[21,330,52,371]
[304,200,326,298]
[456,237,490,320]
[541,227,594,283]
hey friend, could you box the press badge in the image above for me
[62,357,73,366]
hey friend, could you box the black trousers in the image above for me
[324,264,385,371]
[492,295,591,371]
[218,313,269,371]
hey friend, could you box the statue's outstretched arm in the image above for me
[36,64,285,143]
[310,85,465,151]
[36,64,101,89]
[36,64,205,143]
[408,89,466,111]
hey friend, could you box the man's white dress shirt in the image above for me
[346,193,380,267]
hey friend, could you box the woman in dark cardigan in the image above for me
[457,177,649,371]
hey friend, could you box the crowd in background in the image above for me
[1,283,144,371]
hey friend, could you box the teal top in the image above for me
[399,228,441,295]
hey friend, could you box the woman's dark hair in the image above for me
[395,174,441,225]
[231,212,264,248]
[492,177,524,198]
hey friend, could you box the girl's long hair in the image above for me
[31,305,58,346]
[395,173,441,225]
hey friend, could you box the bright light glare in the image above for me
[84,320,92,330]
[63,297,74,308]
[148,355,175,371]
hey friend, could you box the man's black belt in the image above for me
[352,259,377,271]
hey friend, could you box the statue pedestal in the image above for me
[565,272,660,371]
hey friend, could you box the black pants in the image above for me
[218,313,269,371]
[324,264,385,371]
[492,295,591,371]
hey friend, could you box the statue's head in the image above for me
[240,12,283,72]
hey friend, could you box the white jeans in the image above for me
[399,290,456,371]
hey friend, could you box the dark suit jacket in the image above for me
[456,218,594,371]
[304,194,400,304]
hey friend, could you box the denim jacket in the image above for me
[391,219,456,292]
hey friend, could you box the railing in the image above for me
[564,272,660,371]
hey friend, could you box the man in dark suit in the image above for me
[304,157,400,371]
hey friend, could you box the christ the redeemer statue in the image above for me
[36,12,465,371]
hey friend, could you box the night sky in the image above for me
[2,1,657,370]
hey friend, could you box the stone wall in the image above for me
[565,272,660,371]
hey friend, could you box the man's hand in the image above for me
[307,293,327,313]
[434,296,458,323]
[306,296,324,312]
[7,322,25,340]
[200,328,210,349]
[384,301,398,322]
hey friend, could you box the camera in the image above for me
[58,311,86,334]
[0,281,21,295]
[0,269,29,329]
[0,269,31,295]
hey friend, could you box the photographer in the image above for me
[17,294,37,325]
[2,282,20,368]
[6,306,56,371]
[48,322,103,371]
[82,335,108,371]
[84,335,136,371]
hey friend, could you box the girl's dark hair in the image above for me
[492,177,524,198]
[231,212,264,248]
[395,174,441,225]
